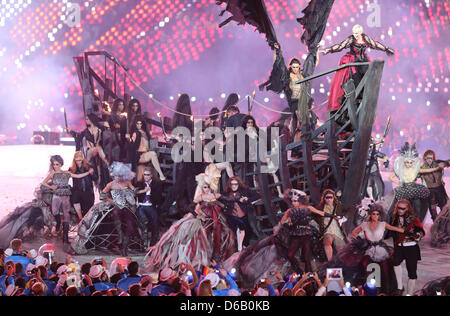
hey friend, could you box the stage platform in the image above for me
[0,145,448,286]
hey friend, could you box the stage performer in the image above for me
[126,117,166,182]
[68,114,110,190]
[221,176,260,251]
[420,150,450,221]
[101,162,137,256]
[316,189,353,261]
[364,138,389,201]
[102,98,127,163]
[389,143,430,223]
[136,167,164,248]
[278,189,335,274]
[145,164,236,271]
[69,151,97,221]
[41,155,93,252]
[321,24,394,112]
[348,203,404,295]
[390,200,425,296]
[260,43,319,136]
[224,189,327,288]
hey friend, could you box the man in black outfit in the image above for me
[136,167,164,247]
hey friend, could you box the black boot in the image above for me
[121,236,129,257]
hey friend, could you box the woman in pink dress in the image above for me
[321,24,394,112]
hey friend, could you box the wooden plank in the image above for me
[341,79,358,130]
[342,60,385,230]
[327,120,345,191]
[278,135,293,192]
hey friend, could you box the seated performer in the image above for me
[126,117,166,182]
[145,164,236,271]
[136,167,164,248]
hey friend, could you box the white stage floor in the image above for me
[0,145,448,286]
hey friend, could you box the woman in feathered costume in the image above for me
[389,143,430,222]
[145,164,236,271]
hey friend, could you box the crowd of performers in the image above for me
[1,23,449,296]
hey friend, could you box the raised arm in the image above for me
[322,36,353,55]
[308,205,326,217]
[363,34,394,55]
[70,169,93,179]
[419,165,442,174]
[385,223,405,234]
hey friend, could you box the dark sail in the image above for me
[216,0,278,47]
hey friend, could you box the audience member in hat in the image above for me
[150,267,178,296]
[83,265,115,296]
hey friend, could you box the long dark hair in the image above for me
[130,116,151,140]
[225,176,248,193]
[112,98,125,114]
[241,115,259,134]
[172,94,193,133]
[220,93,239,125]
[127,99,142,117]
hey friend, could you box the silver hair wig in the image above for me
[109,162,135,181]
[394,142,420,183]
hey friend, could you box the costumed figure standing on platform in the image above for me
[145,164,236,271]
[321,24,394,113]
[390,200,425,296]
[216,0,334,147]
[260,42,319,138]
[364,138,389,201]
[389,143,430,223]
